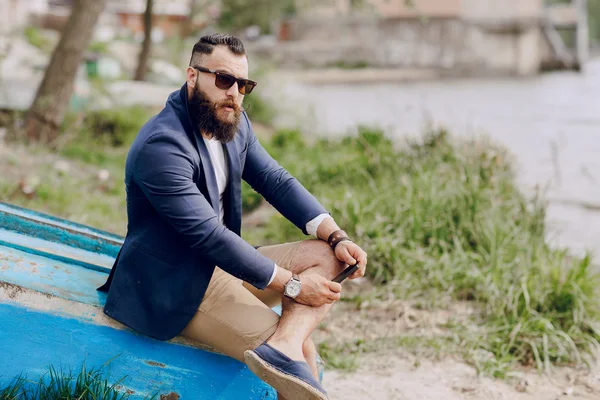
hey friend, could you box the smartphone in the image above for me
[332,263,359,283]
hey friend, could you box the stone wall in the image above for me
[461,0,543,22]
[250,14,550,76]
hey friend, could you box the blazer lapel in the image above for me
[172,84,220,215]
[224,140,242,234]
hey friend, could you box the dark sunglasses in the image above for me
[193,66,257,95]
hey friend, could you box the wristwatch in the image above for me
[284,274,302,299]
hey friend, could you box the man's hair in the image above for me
[189,33,246,67]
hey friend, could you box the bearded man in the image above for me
[98,33,367,400]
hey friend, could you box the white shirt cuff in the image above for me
[267,262,278,286]
[305,213,332,237]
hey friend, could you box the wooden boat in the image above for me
[0,201,283,399]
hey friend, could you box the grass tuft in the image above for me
[245,127,600,375]
[0,364,152,400]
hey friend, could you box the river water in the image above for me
[263,60,600,259]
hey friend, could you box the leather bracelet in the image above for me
[327,230,351,250]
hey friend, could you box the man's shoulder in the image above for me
[134,108,192,150]
[126,112,196,172]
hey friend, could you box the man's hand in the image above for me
[334,241,367,280]
[294,272,342,307]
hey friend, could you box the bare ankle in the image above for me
[266,336,305,361]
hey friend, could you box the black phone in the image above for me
[332,263,359,283]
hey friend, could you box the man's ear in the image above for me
[186,67,196,87]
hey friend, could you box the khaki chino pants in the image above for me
[181,241,304,362]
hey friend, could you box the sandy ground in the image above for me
[323,352,600,400]
[312,281,600,400]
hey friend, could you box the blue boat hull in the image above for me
[0,202,278,399]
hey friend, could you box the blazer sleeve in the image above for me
[133,131,274,289]
[241,114,329,234]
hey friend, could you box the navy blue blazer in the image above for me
[98,84,328,340]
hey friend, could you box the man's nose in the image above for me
[225,81,239,99]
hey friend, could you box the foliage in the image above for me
[546,0,600,41]
[3,103,600,377]
[23,27,53,53]
[88,41,109,54]
[243,127,600,376]
[75,106,152,147]
[242,92,275,126]
[218,0,296,34]
[0,364,155,400]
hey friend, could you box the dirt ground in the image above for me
[314,281,600,400]
[324,354,600,400]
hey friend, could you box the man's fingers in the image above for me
[337,245,356,265]
[329,281,342,293]
[350,270,363,279]
[344,251,356,265]
[359,251,367,267]
[349,250,367,279]
[330,292,341,302]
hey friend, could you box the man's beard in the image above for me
[188,82,242,143]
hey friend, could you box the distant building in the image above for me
[256,0,584,76]
[3,0,196,40]
[106,0,191,39]
[293,0,543,21]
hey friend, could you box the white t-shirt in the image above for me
[201,136,331,285]
[202,137,228,224]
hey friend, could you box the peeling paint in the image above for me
[145,360,166,368]
[1,302,275,399]
[160,393,180,400]
[1,203,280,399]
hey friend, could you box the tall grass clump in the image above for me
[244,127,600,375]
[0,364,151,400]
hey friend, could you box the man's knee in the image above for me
[293,240,344,275]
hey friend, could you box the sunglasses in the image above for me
[193,66,257,95]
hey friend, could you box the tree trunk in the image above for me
[181,0,200,39]
[134,0,154,81]
[24,0,107,143]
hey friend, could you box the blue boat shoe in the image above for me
[244,343,328,400]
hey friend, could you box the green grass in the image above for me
[0,364,154,400]
[23,27,53,53]
[243,127,600,377]
[2,106,600,378]
[88,41,109,55]
[242,91,276,127]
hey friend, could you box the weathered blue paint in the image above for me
[0,202,123,243]
[0,202,325,397]
[0,203,122,258]
[0,229,114,271]
[0,243,108,306]
[0,302,276,399]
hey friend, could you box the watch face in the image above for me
[286,280,301,298]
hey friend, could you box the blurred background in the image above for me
[1,0,599,255]
[3,2,600,396]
